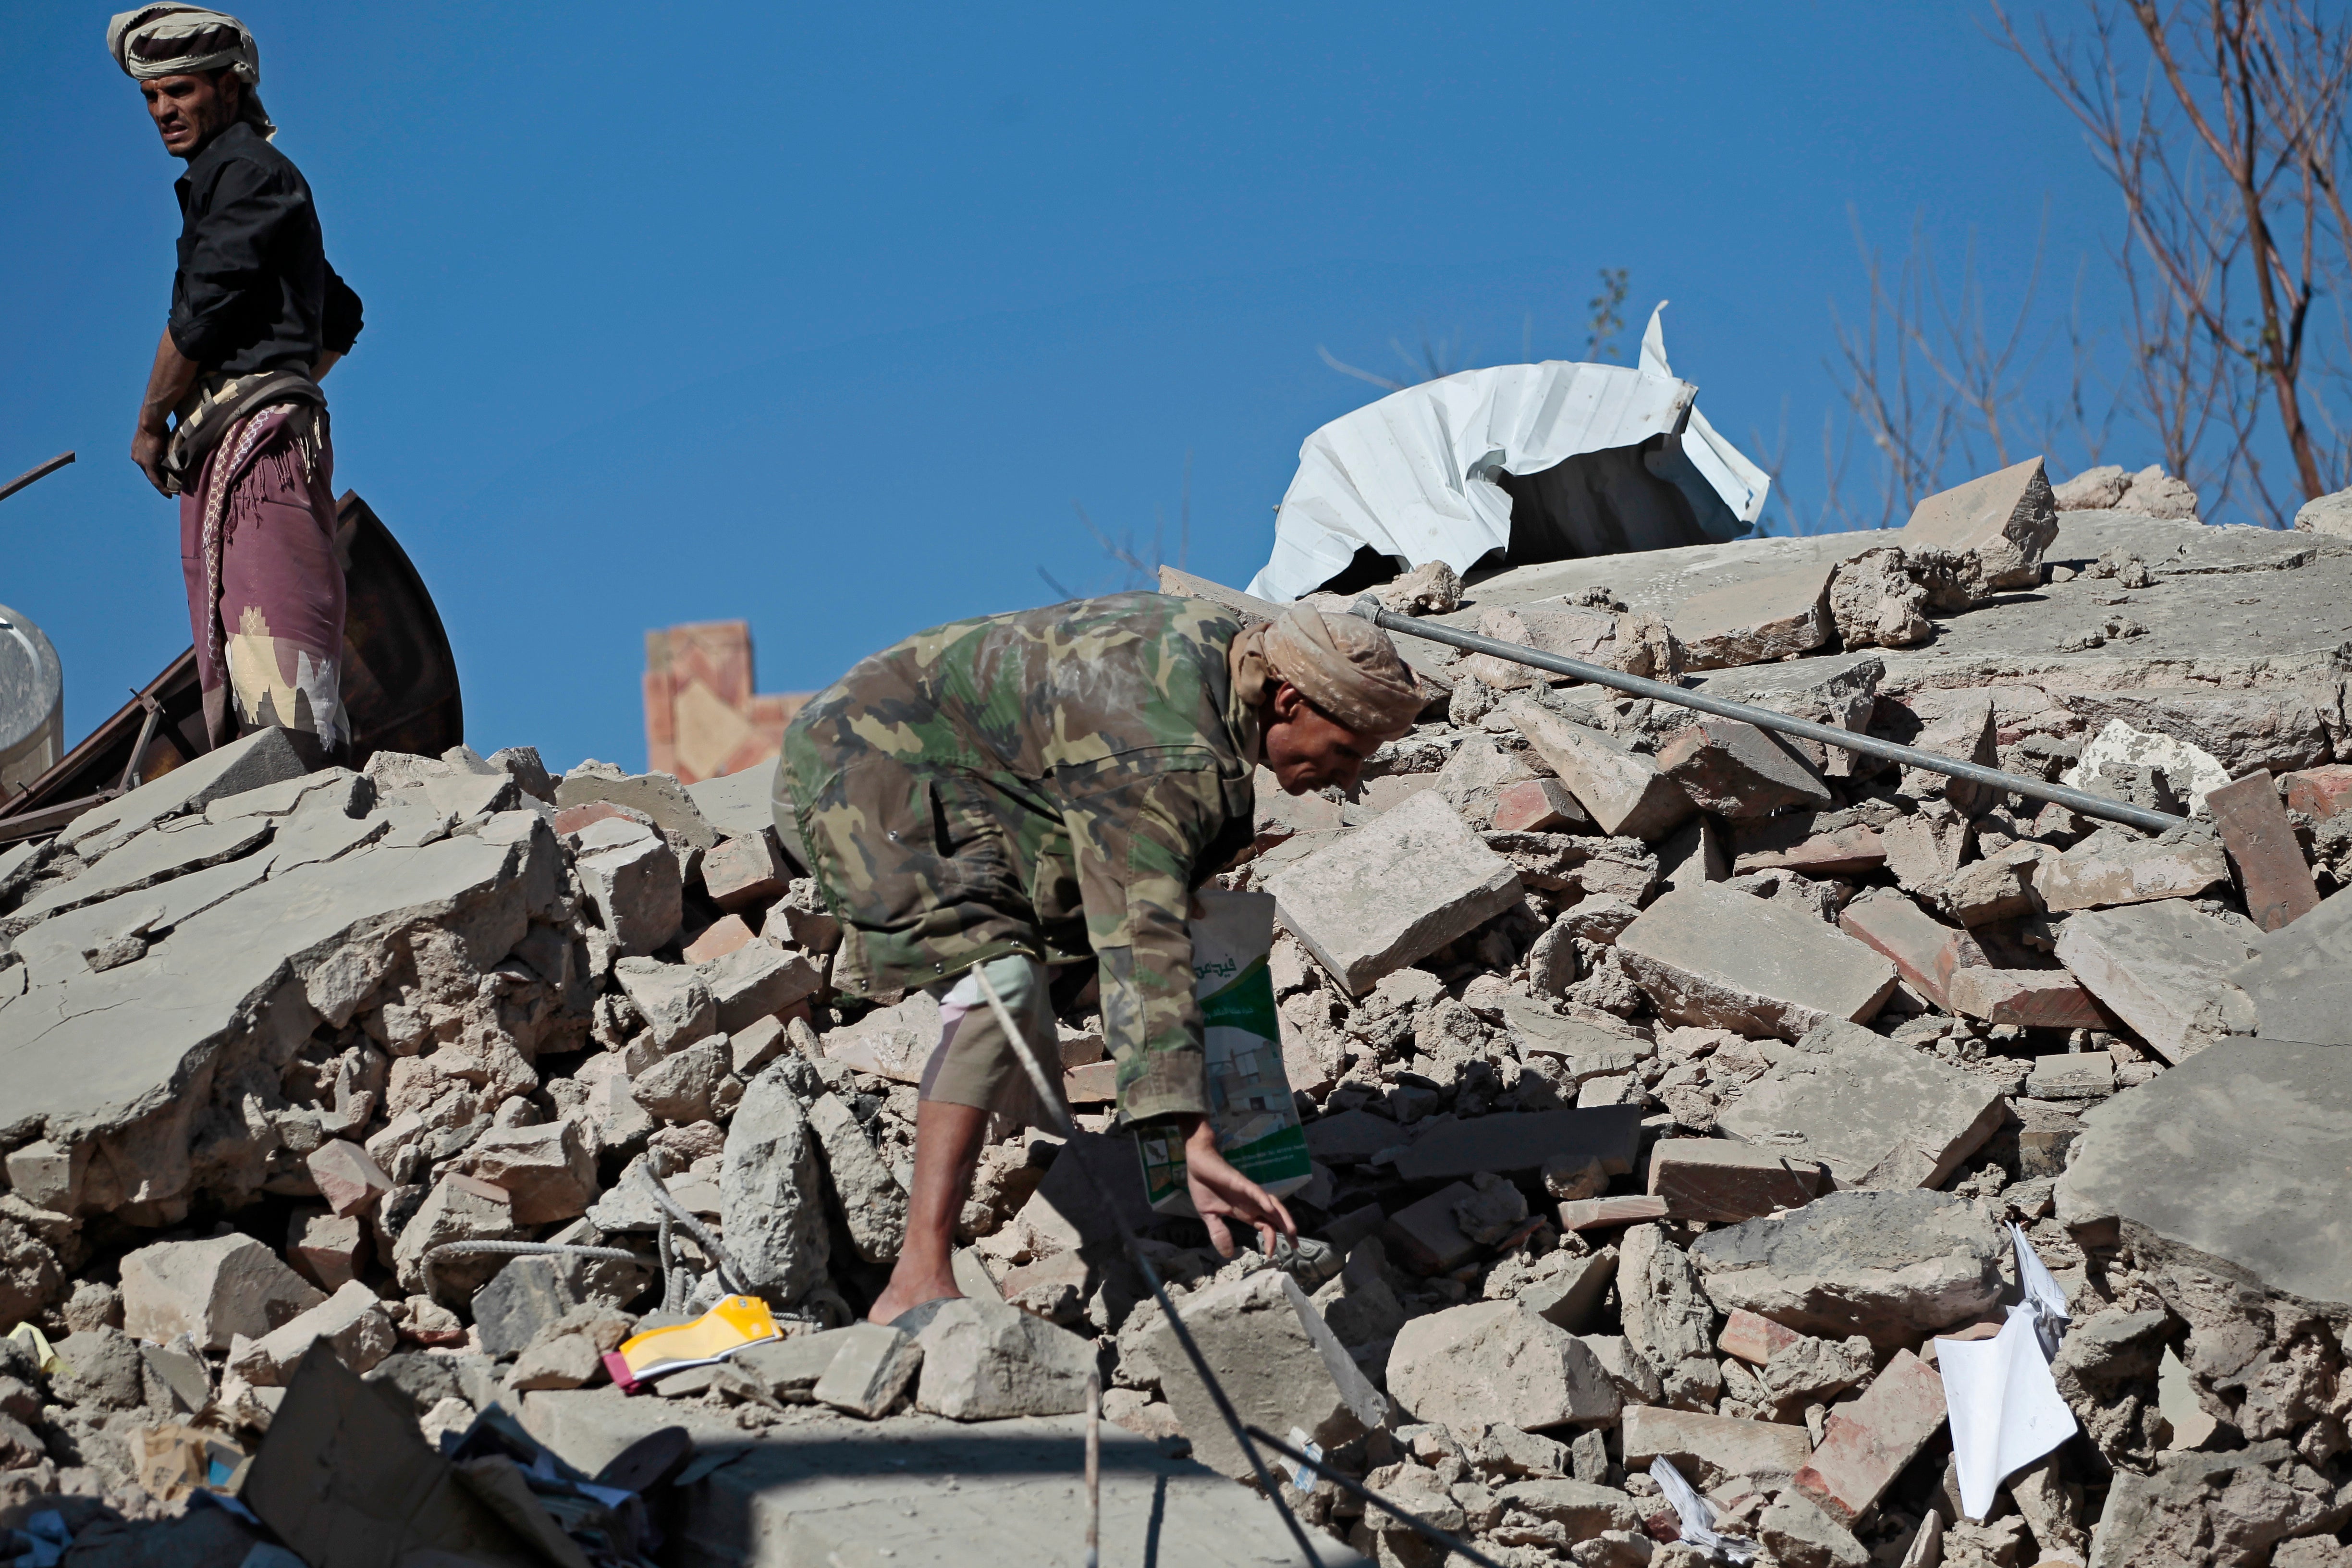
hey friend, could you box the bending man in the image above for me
[779,592,1424,1328]
[114,5,364,765]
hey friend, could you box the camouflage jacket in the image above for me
[776,593,1260,1125]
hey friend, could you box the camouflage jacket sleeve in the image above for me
[1059,758,1232,1127]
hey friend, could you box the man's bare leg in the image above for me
[867,1099,990,1326]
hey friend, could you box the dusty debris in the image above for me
[1,456,2348,1564]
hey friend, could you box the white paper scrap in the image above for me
[1286,1425,1322,1493]
[1939,1225,2079,1520]
[1648,1456,1758,1565]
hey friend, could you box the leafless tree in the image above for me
[1993,0,2352,520]
[1316,268,1636,392]
[1039,451,1193,600]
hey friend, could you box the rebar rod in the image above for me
[1348,600,2180,833]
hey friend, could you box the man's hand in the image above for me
[131,420,172,496]
[134,329,201,497]
[1179,1115,1298,1258]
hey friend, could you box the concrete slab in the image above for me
[1715,1019,2005,1190]
[0,830,538,1218]
[1507,699,1692,840]
[2053,901,2261,1062]
[1616,884,1899,1040]
[2231,884,2352,1045]
[1262,790,1522,995]
[519,1387,1370,1567]
[2064,1036,2352,1311]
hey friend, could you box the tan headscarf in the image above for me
[1232,606,1424,737]
[108,6,273,136]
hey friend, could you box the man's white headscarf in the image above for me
[107,6,273,137]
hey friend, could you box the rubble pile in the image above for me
[1,455,2350,1566]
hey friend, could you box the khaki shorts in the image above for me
[918,954,1056,1118]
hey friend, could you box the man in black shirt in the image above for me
[112,5,364,763]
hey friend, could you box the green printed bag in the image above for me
[1137,890,1314,1213]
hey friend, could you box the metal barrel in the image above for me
[1349,600,2182,835]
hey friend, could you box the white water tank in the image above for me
[0,603,63,794]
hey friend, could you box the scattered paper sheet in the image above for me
[1650,1456,1759,1565]
[1939,1225,2078,1520]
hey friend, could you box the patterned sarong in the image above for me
[176,402,346,753]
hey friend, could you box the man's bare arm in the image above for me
[311,350,341,382]
[131,330,200,496]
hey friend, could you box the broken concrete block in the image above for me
[1672,566,1836,670]
[121,1233,326,1352]
[1715,1019,2004,1190]
[810,1322,923,1419]
[699,831,789,913]
[286,1211,368,1291]
[720,1064,830,1306]
[470,1254,581,1359]
[2,1139,86,1216]
[228,1280,397,1387]
[1491,777,1589,833]
[1616,884,1899,1040]
[613,956,718,1053]
[1262,790,1521,995]
[1655,718,1833,821]
[573,819,684,956]
[681,914,755,964]
[305,1140,393,1218]
[1826,545,1934,650]
[1944,967,2105,1030]
[2283,763,2352,822]
[1557,1195,1669,1231]
[1618,1223,1723,1409]
[910,1298,1094,1420]
[820,990,938,1082]
[1617,1405,1813,1485]
[808,1091,907,1264]
[61,724,307,860]
[629,1035,732,1123]
[1464,603,1622,689]
[1493,1478,1643,1537]
[2026,1052,2116,1100]
[699,940,821,1033]
[1942,844,2042,926]
[2064,1034,2352,1312]
[1898,694,2000,818]
[1514,1248,1618,1334]
[1717,1309,1804,1366]
[461,1120,598,1225]
[1393,1105,1643,1186]
[2034,827,2228,911]
[1899,454,2057,592]
[1382,1182,1481,1274]
[1790,1349,1947,1524]
[1647,1139,1826,1223]
[1836,889,1985,1013]
[1655,812,1731,893]
[2232,883,2352,1045]
[1758,1487,1870,1568]
[1690,1188,2004,1348]
[1149,1268,1388,1478]
[2053,901,2259,1063]
[1508,699,1694,840]
[2206,771,2321,931]
[1730,817,1887,878]
[1387,1299,1617,1433]
[392,1172,521,1299]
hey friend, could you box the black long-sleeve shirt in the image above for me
[169,122,362,377]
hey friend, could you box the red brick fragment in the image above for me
[2207,771,2321,931]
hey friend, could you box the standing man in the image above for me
[113,5,363,766]
[779,592,1427,1329]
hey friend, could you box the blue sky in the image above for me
[2,2,2137,770]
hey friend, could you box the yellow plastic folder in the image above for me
[602,1296,779,1394]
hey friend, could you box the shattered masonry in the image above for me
[1,454,2351,1566]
